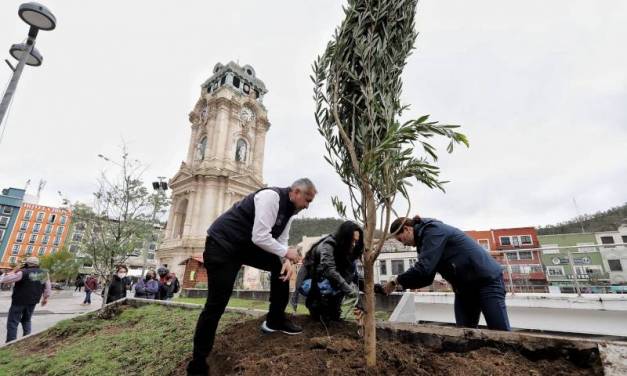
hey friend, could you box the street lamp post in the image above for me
[0,3,56,126]
[141,177,168,276]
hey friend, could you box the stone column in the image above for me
[165,197,177,239]
[213,101,231,162]
[253,123,268,179]
[182,187,196,237]
[186,124,200,164]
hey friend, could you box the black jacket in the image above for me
[303,235,359,295]
[12,268,47,305]
[396,219,502,291]
[207,187,295,255]
[106,275,129,304]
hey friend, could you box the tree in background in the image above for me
[313,0,468,366]
[39,250,80,283]
[73,147,166,307]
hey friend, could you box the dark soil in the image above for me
[184,316,600,376]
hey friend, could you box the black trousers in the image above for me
[188,237,289,371]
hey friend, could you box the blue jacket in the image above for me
[396,219,502,291]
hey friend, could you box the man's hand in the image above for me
[285,247,301,263]
[41,297,48,307]
[383,279,398,295]
[279,259,294,282]
[353,307,364,321]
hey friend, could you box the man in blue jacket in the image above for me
[384,215,510,331]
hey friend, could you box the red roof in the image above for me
[178,255,204,265]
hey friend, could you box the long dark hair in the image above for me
[303,221,364,271]
[389,215,422,235]
[333,221,364,271]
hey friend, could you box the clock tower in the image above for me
[157,62,270,276]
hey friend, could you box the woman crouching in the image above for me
[293,221,364,323]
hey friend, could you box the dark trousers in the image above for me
[83,289,92,304]
[454,275,511,331]
[306,292,344,322]
[187,237,289,373]
[6,303,36,343]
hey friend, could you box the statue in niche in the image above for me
[200,105,209,123]
[235,139,247,162]
[195,136,207,161]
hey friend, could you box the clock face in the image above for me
[240,107,255,123]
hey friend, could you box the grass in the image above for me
[176,296,391,321]
[0,305,244,376]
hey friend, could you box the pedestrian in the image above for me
[0,256,51,343]
[292,221,364,322]
[186,178,316,375]
[156,266,180,301]
[134,270,159,299]
[106,265,130,304]
[385,215,511,331]
[82,275,98,305]
[74,275,84,292]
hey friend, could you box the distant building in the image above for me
[466,227,547,293]
[0,202,72,270]
[595,224,627,285]
[538,233,609,292]
[0,188,26,269]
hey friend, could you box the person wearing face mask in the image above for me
[134,270,159,300]
[106,265,130,304]
[384,215,510,331]
[186,178,317,376]
[291,221,365,323]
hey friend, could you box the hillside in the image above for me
[288,217,345,245]
[537,202,627,235]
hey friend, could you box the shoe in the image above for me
[186,358,208,376]
[261,317,303,335]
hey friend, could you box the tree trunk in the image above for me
[363,257,377,367]
[101,281,109,308]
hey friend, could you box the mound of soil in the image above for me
[189,316,600,376]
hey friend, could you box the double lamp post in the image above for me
[0,2,56,126]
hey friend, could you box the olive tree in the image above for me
[313,0,468,366]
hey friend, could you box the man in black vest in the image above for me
[0,256,51,343]
[187,178,317,375]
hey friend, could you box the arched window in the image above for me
[195,136,207,161]
[235,139,247,162]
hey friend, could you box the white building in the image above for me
[596,224,627,284]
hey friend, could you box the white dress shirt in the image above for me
[251,189,294,257]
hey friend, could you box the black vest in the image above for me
[12,268,46,305]
[207,187,296,253]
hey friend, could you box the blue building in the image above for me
[0,187,25,265]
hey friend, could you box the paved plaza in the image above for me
[0,288,102,346]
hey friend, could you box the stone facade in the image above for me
[157,62,270,277]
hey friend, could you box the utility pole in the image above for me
[140,177,168,276]
[573,198,586,233]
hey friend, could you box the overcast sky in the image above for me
[0,1,625,231]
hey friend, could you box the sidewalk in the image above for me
[0,289,103,344]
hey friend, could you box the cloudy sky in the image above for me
[0,0,625,231]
